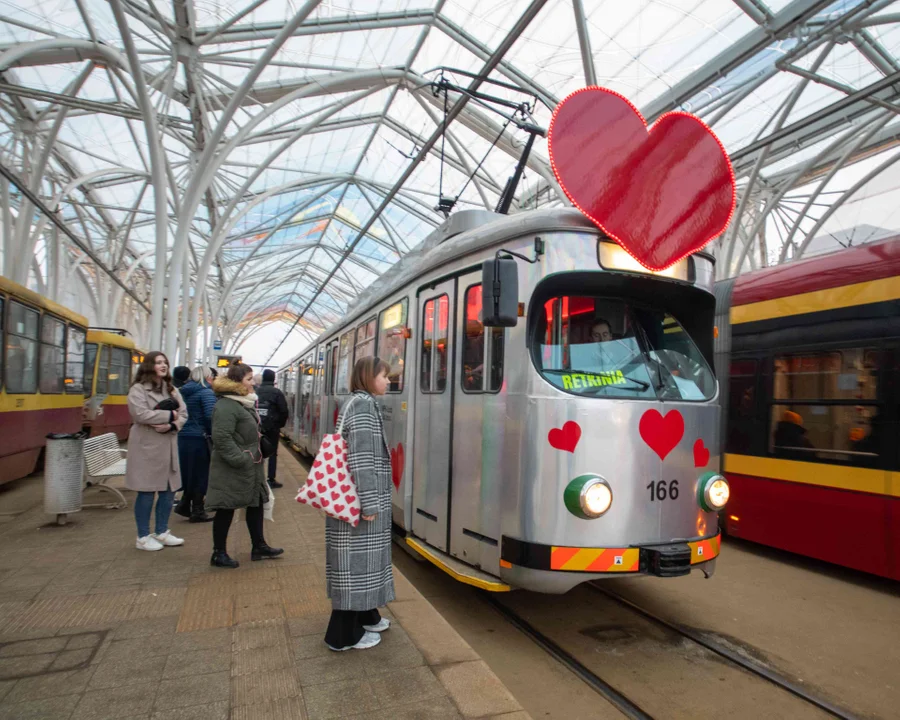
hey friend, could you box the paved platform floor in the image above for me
[0,446,530,720]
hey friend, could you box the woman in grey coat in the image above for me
[206,362,283,569]
[125,351,188,552]
[324,356,395,651]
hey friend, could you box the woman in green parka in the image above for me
[206,363,284,568]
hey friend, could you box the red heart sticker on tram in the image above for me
[693,438,710,468]
[639,410,684,461]
[391,444,405,490]
[548,87,736,271]
[548,421,582,454]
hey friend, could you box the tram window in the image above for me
[726,359,758,455]
[771,349,881,465]
[109,348,131,395]
[0,298,4,389]
[336,331,353,395]
[6,301,39,394]
[378,299,408,393]
[328,343,339,395]
[773,350,877,402]
[355,317,376,361]
[463,285,504,393]
[420,295,448,393]
[533,296,715,401]
[96,346,110,395]
[85,343,98,396]
[66,326,86,394]
[39,315,66,394]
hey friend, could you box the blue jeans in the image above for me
[134,490,175,538]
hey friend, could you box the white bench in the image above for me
[83,433,128,509]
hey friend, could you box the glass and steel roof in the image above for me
[2,0,899,364]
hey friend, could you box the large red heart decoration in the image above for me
[548,421,582,454]
[548,87,735,271]
[390,443,405,491]
[639,410,684,461]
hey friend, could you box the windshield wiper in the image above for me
[542,368,650,392]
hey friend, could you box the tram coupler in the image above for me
[640,543,692,577]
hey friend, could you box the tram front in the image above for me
[493,232,728,594]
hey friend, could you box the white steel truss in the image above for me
[1,0,899,365]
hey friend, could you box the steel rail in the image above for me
[590,584,859,720]
[479,592,655,720]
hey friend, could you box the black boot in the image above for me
[190,497,213,523]
[210,550,239,568]
[251,544,284,561]
[174,493,191,519]
[268,479,283,489]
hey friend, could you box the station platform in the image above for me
[0,446,529,720]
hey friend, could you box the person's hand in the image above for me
[152,424,170,433]
[362,514,376,522]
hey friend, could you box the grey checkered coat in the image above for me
[325,391,395,611]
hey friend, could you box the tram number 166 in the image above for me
[646,480,679,502]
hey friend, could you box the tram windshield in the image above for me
[535,297,715,401]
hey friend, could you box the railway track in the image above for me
[481,586,860,720]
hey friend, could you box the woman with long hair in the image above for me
[173,366,217,523]
[324,356,395,651]
[206,363,283,568]
[125,351,188,551]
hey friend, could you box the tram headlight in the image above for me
[698,472,730,512]
[564,475,613,519]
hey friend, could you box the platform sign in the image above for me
[213,340,222,351]
[216,354,241,368]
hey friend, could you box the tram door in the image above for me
[412,280,455,551]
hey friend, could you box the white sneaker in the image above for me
[363,618,391,633]
[136,535,163,551]
[152,530,184,547]
[352,631,381,650]
[326,631,382,652]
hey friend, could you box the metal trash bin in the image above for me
[44,432,86,525]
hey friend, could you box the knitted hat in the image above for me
[172,366,191,387]
[263,368,275,382]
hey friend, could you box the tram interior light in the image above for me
[598,241,688,281]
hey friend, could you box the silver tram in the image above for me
[278,208,729,593]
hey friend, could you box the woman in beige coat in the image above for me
[126,351,188,551]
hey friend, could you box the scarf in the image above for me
[224,392,258,410]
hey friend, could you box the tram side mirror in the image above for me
[482,256,518,327]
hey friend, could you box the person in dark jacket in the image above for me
[206,363,283,568]
[773,410,814,461]
[256,369,289,489]
[173,366,217,523]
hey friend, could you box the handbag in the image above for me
[155,397,179,412]
[260,433,276,459]
[295,396,361,526]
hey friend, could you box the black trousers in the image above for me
[265,429,279,481]
[324,608,381,649]
[213,505,265,552]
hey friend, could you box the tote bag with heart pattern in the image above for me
[295,397,360,526]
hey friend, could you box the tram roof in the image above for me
[0,276,89,329]
[732,233,900,307]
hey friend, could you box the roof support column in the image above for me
[571,0,596,86]
[109,0,170,350]
[171,0,323,361]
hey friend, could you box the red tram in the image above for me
[716,236,900,580]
